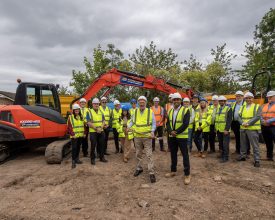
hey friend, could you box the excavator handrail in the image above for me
[70,68,191,108]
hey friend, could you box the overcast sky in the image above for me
[0,0,273,92]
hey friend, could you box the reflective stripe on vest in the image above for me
[215,106,230,132]
[195,109,211,132]
[100,106,111,123]
[112,109,122,128]
[168,106,188,138]
[151,106,163,126]
[130,108,137,116]
[133,108,153,137]
[239,103,260,130]
[262,103,275,126]
[88,109,104,132]
[68,115,84,138]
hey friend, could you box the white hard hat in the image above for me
[153,97,160,102]
[101,96,107,101]
[267,91,275,97]
[235,91,244,96]
[92,98,100,104]
[218,96,227,101]
[183,97,190,102]
[79,98,87,103]
[244,92,254,98]
[138,96,147,102]
[212,95,219,101]
[113,100,120,105]
[168,93,174,99]
[172,93,182,100]
[72,103,80,110]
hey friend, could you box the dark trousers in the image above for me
[169,137,190,176]
[209,124,216,152]
[152,126,164,150]
[194,130,209,152]
[104,128,110,154]
[112,128,120,151]
[262,125,275,159]
[71,138,82,161]
[231,121,241,153]
[90,132,105,160]
[82,134,88,156]
[217,131,230,160]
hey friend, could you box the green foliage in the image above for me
[58,85,72,95]
[183,54,203,71]
[241,8,275,90]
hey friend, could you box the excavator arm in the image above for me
[71,68,192,105]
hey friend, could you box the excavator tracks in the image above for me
[45,139,71,164]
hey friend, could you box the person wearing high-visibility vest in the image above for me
[193,98,212,158]
[127,96,157,183]
[237,92,262,167]
[151,97,165,152]
[129,98,137,116]
[208,95,219,153]
[231,91,245,154]
[117,106,134,163]
[67,104,85,169]
[215,96,232,163]
[165,93,174,152]
[182,97,195,152]
[110,100,122,153]
[165,93,191,185]
[99,96,111,155]
[79,98,89,157]
[86,98,108,165]
[261,90,275,161]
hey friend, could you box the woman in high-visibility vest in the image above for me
[117,106,134,163]
[67,103,85,169]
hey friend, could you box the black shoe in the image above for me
[133,169,143,177]
[254,161,260,167]
[104,152,110,155]
[115,149,119,154]
[72,161,76,169]
[120,149,123,153]
[220,158,228,163]
[91,159,95,165]
[150,174,156,183]
[100,158,108,163]
[267,158,274,161]
[237,157,246,161]
[160,149,165,152]
[75,159,83,164]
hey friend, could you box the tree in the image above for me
[183,54,203,71]
[70,44,126,95]
[58,85,72,95]
[241,8,275,88]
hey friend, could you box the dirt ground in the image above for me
[0,138,274,220]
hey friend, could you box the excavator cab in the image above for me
[14,82,61,113]
[251,70,274,105]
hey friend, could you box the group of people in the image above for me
[67,90,275,184]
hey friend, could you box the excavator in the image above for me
[0,68,191,163]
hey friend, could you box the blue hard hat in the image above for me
[199,98,208,103]
[130,98,137,104]
[122,106,129,111]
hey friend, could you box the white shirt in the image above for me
[172,105,182,126]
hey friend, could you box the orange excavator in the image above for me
[0,68,192,163]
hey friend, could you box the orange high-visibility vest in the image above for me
[262,103,275,126]
[151,106,164,126]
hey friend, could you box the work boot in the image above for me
[91,159,95,165]
[123,158,128,163]
[194,152,202,157]
[165,172,176,178]
[100,158,108,163]
[72,161,76,169]
[201,153,206,158]
[254,161,260,167]
[133,169,143,177]
[237,157,246,161]
[150,174,156,183]
[75,159,83,164]
[184,175,191,185]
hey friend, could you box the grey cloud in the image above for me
[0,0,273,92]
